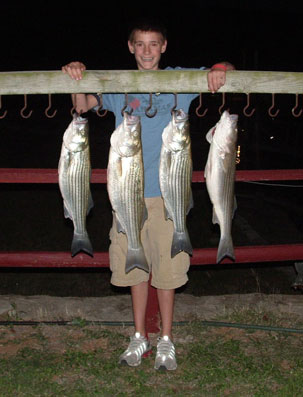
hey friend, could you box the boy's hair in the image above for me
[128,17,167,42]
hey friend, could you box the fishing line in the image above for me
[242,181,303,188]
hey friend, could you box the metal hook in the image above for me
[96,93,108,117]
[70,107,84,116]
[121,93,133,116]
[195,93,208,117]
[20,95,33,119]
[0,95,7,119]
[292,94,303,118]
[218,92,229,114]
[243,93,255,117]
[45,94,57,118]
[170,93,178,114]
[268,93,280,118]
[145,93,157,118]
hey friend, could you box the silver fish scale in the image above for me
[61,149,91,235]
[204,110,238,263]
[107,112,148,273]
[119,157,144,249]
[168,151,192,231]
[58,115,93,257]
[216,153,235,232]
[159,109,193,258]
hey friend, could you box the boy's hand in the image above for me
[62,62,86,80]
[207,68,226,94]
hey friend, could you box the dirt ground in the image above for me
[0,291,303,321]
[0,292,303,359]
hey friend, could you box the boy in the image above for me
[62,18,234,371]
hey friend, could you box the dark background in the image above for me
[0,1,303,297]
[1,1,303,72]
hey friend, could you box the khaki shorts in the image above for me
[109,196,190,289]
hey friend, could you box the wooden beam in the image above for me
[1,70,303,95]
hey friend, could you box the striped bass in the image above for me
[107,112,148,274]
[204,110,238,263]
[58,113,93,257]
[159,109,193,258]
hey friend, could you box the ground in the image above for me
[0,292,303,397]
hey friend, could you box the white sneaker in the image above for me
[154,335,177,370]
[119,332,152,367]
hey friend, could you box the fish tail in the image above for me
[71,233,93,257]
[125,247,149,274]
[171,230,193,258]
[217,236,235,263]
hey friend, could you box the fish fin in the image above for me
[222,154,230,173]
[71,233,93,257]
[87,192,94,215]
[114,214,125,233]
[171,230,193,258]
[163,148,172,169]
[217,236,235,264]
[233,196,237,218]
[187,191,194,214]
[204,159,211,179]
[163,204,172,221]
[206,127,215,143]
[63,203,72,220]
[125,247,149,274]
[212,207,219,225]
[117,157,123,177]
[141,204,148,229]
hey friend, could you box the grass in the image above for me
[0,313,302,397]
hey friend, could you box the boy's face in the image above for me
[128,30,167,70]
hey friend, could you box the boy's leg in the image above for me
[131,283,175,339]
[131,281,149,335]
[155,287,177,371]
[144,197,189,371]
[109,217,151,367]
[119,281,151,367]
[157,288,175,339]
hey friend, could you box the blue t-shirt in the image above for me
[96,66,206,197]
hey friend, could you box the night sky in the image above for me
[1,1,303,72]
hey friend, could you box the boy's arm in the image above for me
[70,93,98,114]
[207,61,235,94]
[62,61,99,113]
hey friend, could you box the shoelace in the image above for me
[156,338,175,359]
[127,335,148,357]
